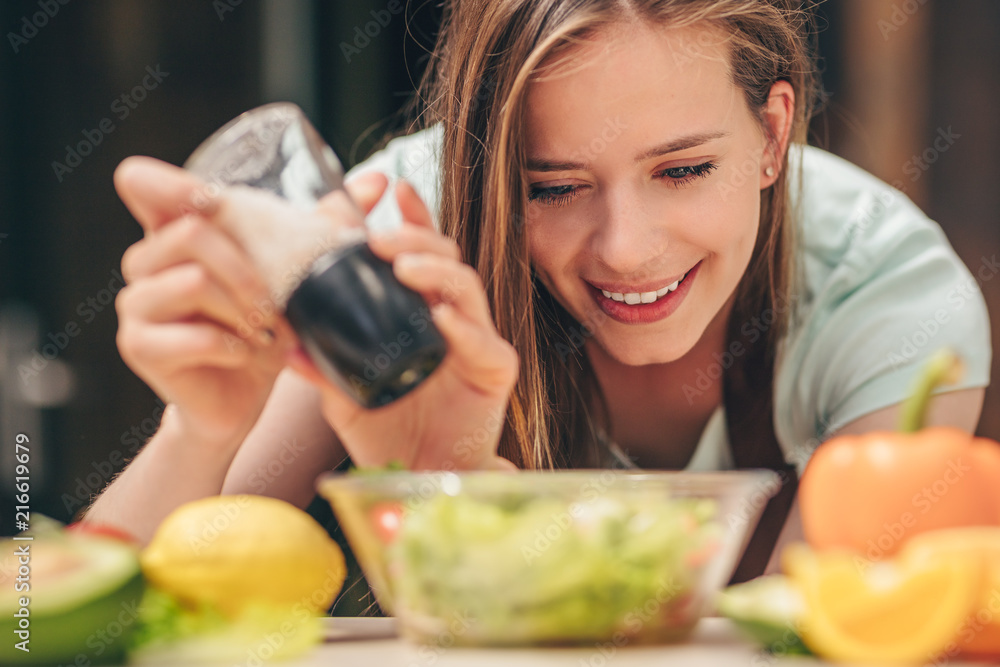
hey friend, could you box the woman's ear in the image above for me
[760,80,795,189]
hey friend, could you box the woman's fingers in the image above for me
[367,223,462,264]
[122,217,274,320]
[284,348,324,386]
[285,348,366,427]
[118,306,295,376]
[114,156,217,234]
[389,249,517,395]
[392,252,494,328]
[117,321,253,374]
[322,171,389,219]
[118,264,251,333]
[395,179,435,230]
[429,302,519,394]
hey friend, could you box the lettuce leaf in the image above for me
[128,587,322,664]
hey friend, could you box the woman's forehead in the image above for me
[530,20,733,84]
[524,22,741,155]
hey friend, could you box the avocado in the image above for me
[0,529,145,665]
[715,574,812,656]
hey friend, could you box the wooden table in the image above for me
[257,616,983,666]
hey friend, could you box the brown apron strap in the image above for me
[723,325,798,584]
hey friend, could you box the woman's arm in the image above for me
[83,165,388,544]
[221,368,347,507]
[823,387,985,437]
[83,373,345,545]
[82,407,246,545]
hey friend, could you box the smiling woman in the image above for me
[524,22,777,369]
[342,0,990,572]
[383,1,817,475]
[85,0,991,585]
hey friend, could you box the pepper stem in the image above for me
[898,348,965,433]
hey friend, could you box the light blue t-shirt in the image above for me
[346,125,992,475]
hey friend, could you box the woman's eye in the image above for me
[657,161,718,186]
[527,184,580,207]
[528,161,718,206]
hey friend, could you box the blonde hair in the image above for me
[401,0,820,468]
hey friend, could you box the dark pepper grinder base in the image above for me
[285,241,447,408]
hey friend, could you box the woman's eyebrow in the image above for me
[526,130,730,172]
[632,130,730,163]
[526,157,588,172]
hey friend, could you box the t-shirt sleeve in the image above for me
[775,152,992,471]
[344,125,443,234]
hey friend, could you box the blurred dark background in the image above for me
[0,0,997,614]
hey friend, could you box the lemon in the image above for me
[783,542,982,665]
[141,495,346,617]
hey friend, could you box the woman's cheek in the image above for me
[527,209,589,264]
[669,192,753,252]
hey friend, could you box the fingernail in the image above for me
[345,171,386,199]
[395,253,424,271]
[369,226,399,242]
[255,328,276,346]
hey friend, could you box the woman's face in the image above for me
[524,21,783,366]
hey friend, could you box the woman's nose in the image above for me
[589,188,669,277]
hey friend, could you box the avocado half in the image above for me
[0,531,145,665]
[715,574,812,656]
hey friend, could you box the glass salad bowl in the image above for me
[317,469,779,646]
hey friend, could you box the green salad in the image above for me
[385,488,722,645]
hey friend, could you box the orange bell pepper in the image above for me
[799,349,1000,559]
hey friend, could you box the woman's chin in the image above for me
[588,334,694,367]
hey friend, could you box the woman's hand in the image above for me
[93,158,407,544]
[114,157,300,447]
[113,158,385,450]
[290,179,519,471]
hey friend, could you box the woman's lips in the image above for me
[589,261,701,325]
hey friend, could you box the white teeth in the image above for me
[657,280,679,296]
[602,290,626,302]
[600,275,685,305]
